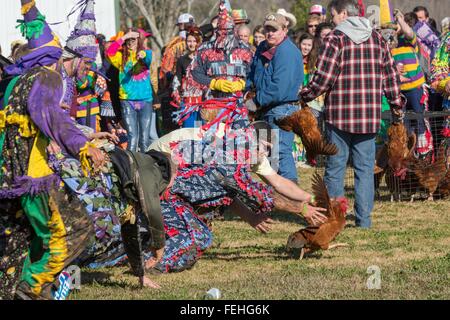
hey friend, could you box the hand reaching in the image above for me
[394,9,404,22]
[244,90,256,102]
[249,213,276,234]
[87,146,107,170]
[303,204,328,226]
[89,131,120,144]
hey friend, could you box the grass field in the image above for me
[72,168,450,300]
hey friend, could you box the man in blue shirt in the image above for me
[248,13,303,182]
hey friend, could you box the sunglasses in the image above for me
[308,24,318,28]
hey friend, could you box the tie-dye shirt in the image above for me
[106,39,153,102]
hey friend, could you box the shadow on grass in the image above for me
[201,244,333,262]
[222,211,308,225]
[81,271,140,289]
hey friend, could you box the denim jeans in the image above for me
[263,104,299,182]
[324,123,376,228]
[149,110,159,145]
[121,100,153,152]
[403,87,425,136]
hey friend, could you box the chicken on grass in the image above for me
[407,139,450,201]
[286,173,349,260]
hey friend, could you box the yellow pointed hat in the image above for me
[380,0,395,26]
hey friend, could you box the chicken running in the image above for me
[286,173,348,259]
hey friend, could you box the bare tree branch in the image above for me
[199,1,219,26]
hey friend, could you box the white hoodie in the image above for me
[335,17,373,44]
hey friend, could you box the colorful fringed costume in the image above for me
[159,36,187,82]
[431,32,450,137]
[74,66,114,132]
[0,67,95,299]
[0,0,98,300]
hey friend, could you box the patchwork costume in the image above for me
[149,0,273,273]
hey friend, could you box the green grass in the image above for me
[71,169,450,300]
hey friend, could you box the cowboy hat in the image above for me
[276,8,297,29]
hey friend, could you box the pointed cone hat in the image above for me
[380,0,396,27]
[65,0,98,61]
[217,0,234,31]
[5,0,63,75]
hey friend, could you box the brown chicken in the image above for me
[275,102,338,166]
[286,173,349,260]
[435,170,450,199]
[385,123,419,201]
[408,140,450,201]
[387,123,416,173]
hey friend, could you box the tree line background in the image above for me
[119,0,447,58]
[119,0,312,58]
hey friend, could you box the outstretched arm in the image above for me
[27,70,88,157]
[261,172,312,202]
[28,70,106,171]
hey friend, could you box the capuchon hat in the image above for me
[5,0,62,75]
[65,0,98,62]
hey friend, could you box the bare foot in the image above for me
[139,276,161,289]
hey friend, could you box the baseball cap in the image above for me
[177,13,195,25]
[310,4,326,15]
[138,29,152,38]
[264,13,289,31]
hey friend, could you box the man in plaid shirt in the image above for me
[300,0,404,228]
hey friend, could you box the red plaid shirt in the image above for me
[301,29,405,134]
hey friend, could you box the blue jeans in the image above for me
[263,104,299,182]
[403,87,425,136]
[324,124,376,228]
[121,100,153,152]
[149,110,159,145]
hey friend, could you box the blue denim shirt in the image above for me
[248,38,303,109]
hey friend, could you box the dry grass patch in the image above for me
[72,168,450,300]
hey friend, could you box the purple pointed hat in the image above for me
[65,0,98,61]
[5,0,63,76]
